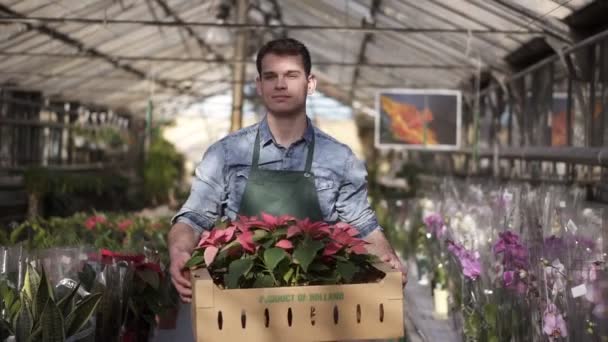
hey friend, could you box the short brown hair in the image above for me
[256,38,312,76]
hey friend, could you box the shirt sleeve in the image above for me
[335,152,381,238]
[171,142,226,234]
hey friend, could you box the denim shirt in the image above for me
[171,116,380,238]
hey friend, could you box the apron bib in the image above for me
[238,128,324,221]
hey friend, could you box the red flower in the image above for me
[260,212,297,230]
[287,218,331,239]
[100,249,145,264]
[84,215,107,230]
[117,219,134,232]
[328,223,368,255]
[323,241,342,256]
[237,231,256,253]
[197,227,236,248]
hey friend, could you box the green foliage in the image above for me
[0,265,102,341]
[143,127,184,205]
[190,220,382,289]
[24,168,128,197]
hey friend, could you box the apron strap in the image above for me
[252,125,315,172]
[304,131,315,173]
[252,129,262,171]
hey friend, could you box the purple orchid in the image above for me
[423,213,447,238]
[493,230,530,294]
[447,240,481,280]
[542,303,568,340]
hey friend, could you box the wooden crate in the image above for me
[191,263,404,341]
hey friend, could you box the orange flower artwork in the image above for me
[380,95,438,145]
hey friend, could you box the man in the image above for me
[169,38,407,303]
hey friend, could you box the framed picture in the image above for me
[375,89,462,150]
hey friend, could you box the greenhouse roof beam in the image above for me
[0,16,545,34]
[0,3,193,97]
[0,51,486,70]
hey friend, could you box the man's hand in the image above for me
[170,248,193,303]
[364,228,408,287]
[168,222,198,303]
[381,254,408,286]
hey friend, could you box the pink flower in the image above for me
[117,219,134,232]
[275,239,293,250]
[543,303,568,339]
[85,215,107,230]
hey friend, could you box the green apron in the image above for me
[238,128,324,221]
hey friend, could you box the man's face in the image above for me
[256,53,316,117]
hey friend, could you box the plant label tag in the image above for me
[559,201,566,208]
[566,220,578,233]
[571,284,586,298]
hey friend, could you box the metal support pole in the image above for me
[230,0,248,133]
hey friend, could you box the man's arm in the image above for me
[168,142,226,302]
[168,223,200,302]
[336,152,407,285]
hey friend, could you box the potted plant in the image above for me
[0,264,102,342]
[186,213,404,341]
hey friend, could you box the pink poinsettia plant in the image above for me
[186,213,381,289]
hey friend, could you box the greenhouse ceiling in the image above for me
[0,0,597,118]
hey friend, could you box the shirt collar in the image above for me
[259,115,314,147]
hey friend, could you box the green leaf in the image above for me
[1,281,16,310]
[252,230,270,242]
[336,261,357,283]
[219,239,240,252]
[41,299,65,342]
[225,259,254,289]
[35,267,53,322]
[58,283,80,318]
[253,274,275,288]
[29,325,42,341]
[10,299,22,320]
[137,268,160,290]
[283,268,295,283]
[9,223,28,244]
[15,300,33,342]
[65,293,102,337]
[185,255,204,269]
[309,263,331,272]
[293,239,324,273]
[272,227,287,239]
[22,265,40,306]
[263,248,288,272]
